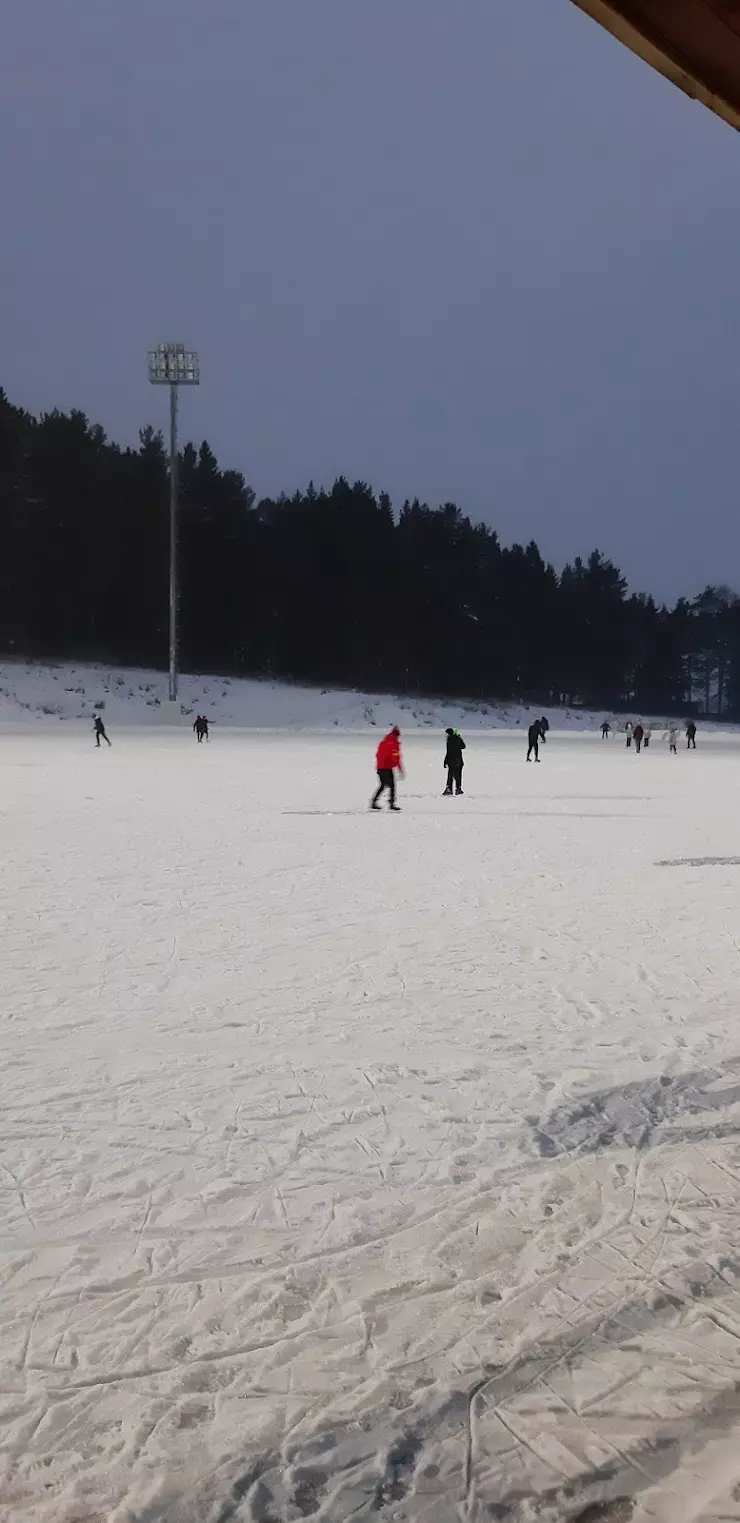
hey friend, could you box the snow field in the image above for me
[3,730,740,1521]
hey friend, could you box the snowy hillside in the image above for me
[0,657,703,733]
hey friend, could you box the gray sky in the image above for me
[2,0,739,603]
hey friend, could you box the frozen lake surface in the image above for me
[4,728,740,1521]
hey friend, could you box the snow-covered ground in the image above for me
[4,724,740,1522]
[0,657,710,736]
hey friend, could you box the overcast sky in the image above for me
[2,0,739,602]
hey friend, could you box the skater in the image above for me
[644,726,652,749]
[443,728,466,795]
[668,725,678,755]
[93,715,111,748]
[633,722,644,754]
[526,719,542,763]
[539,716,550,744]
[193,715,203,742]
[625,721,633,748]
[686,720,697,750]
[601,721,611,739]
[201,715,209,742]
[371,726,403,811]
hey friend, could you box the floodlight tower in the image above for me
[147,343,200,703]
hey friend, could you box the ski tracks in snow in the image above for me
[4,732,740,1518]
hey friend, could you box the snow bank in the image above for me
[0,657,711,734]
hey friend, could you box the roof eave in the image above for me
[571,0,740,133]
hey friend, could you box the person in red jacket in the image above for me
[371,726,403,811]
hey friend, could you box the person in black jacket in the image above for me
[93,715,111,748]
[539,716,550,744]
[526,720,542,762]
[443,728,466,795]
[686,721,697,749]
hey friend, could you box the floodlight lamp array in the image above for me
[148,343,200,385]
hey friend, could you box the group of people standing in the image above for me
[371,725,470,810]
[664,720,697,753]
[625,721,650,752]
[371,718,554,809]
[601,719,698,753]
[370,710,703,809]
[92,714,212,746]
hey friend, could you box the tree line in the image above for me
[1,387,738,714]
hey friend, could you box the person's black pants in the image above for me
[526,741,539,762]
[445,765,463,794]
[688,737,696,748]
[372,769,396,807]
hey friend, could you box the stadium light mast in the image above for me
[147,343,200,703]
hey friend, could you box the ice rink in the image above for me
[4,727,740,1522]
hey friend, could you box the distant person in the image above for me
[526,720,542,763]
[668,725,678,755]
[371,726,403,811]
[539,716,550,744]
[201,715,210,742]
[686,720,697,749]
[625,721,633,748]
[193,715,203,742]
[93,715,111,748]
[633,723,644,754]
[601,721,611,739]
[443,728,466,795]
[643,726,652,749]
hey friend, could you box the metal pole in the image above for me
[168,382,179,703]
